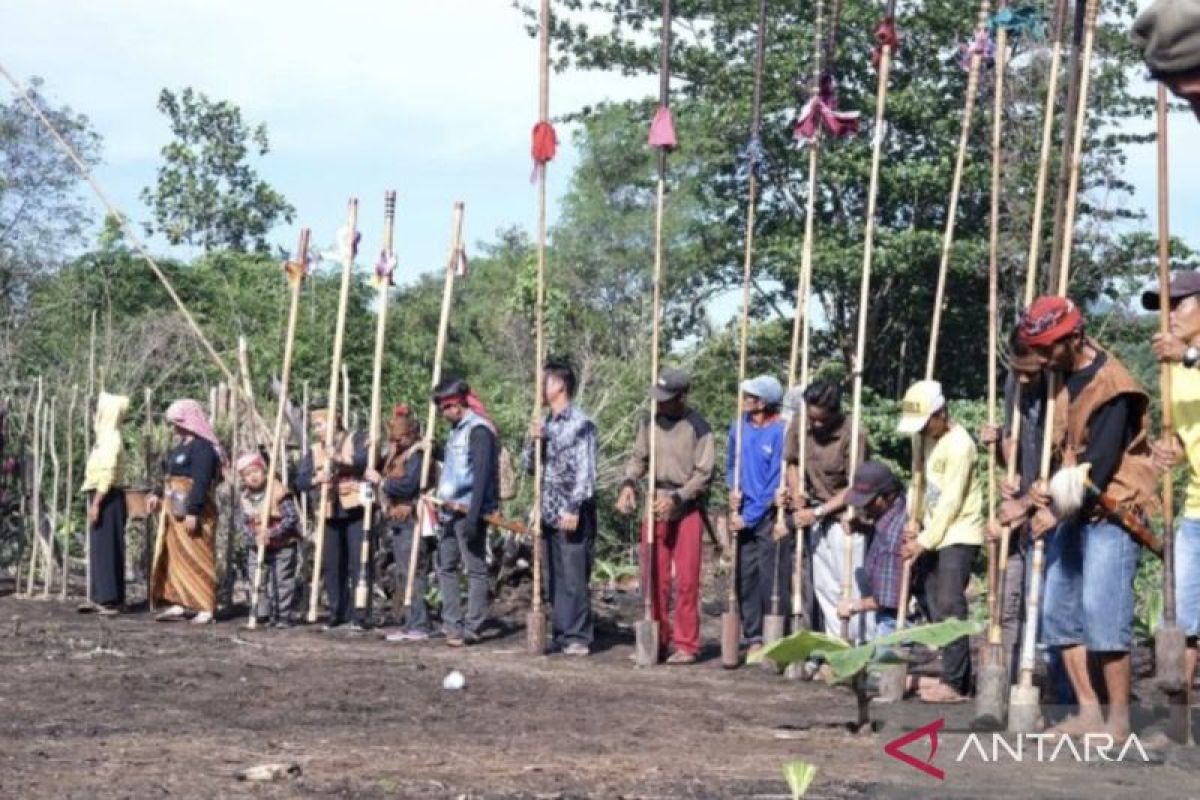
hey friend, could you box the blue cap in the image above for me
[740,375,784,406]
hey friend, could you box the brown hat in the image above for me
[1141,270,1200,310]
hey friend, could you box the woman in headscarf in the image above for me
[79,392,131,615]
[147,399,223,624]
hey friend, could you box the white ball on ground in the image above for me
[442,669,466,691]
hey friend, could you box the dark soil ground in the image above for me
[1,572,1198,799]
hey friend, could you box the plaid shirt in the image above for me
[863,495,907,610]
[522,403,598,528]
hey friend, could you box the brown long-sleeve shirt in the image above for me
[623,409,715,519]
[782,415,868,504]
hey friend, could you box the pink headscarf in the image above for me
[166,399,224,458]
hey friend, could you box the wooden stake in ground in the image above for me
[723,0,770,671]
[247,229,310,630]
[61,386,77,599]
[527,0,554,657]
[341,365,351,430]
[300,381,311,540]
[634,0,673,669]
[42,396,59,598]
[403,204,466,613]
[1009,0,1099,735]
[307,199,360,625]
[841,0,898,728]
[976,8,1011,728]
[1152,83,1191,745]
[354,193,398,618]
[22,379,43,597]
[85,311,96,604]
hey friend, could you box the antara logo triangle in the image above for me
[883,718,945,781]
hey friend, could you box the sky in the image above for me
[2,0,1195,305]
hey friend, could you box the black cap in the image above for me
[846,461,901,509]
[1142,271,1200,310]
[651,367,691,402]
[433,376,470,403]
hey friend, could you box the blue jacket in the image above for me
[725,413,785,528]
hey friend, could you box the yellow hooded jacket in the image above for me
[81,392,130,496]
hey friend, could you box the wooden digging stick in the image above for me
[1153,83,1190,744]
[403,203,466,611]
[845,0,897,649]
[989,0,1069,679]
[528,0,553,656]
[60,386,77,599]
[247,228,310,630]
[777,0,827,654]
[976,8,1011,728]
[723,0,769,671]
[307,199,360,624]
[903,0,992,626]
[1010,0,1099,735]
[354,193,398,617]
[634,0,673,670]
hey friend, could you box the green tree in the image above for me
[140,87,294,253]
[523,0,1179,402]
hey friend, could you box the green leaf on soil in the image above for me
[783,760,817,799]
[872,618,983,650]
[747,630,849,667]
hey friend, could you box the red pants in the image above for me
[639,509,703,656]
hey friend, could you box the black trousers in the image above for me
[916,543,978,694]
[542,503,597,647]
[321,514,368,625]
[736,510,793,643]
[88,490,126,606]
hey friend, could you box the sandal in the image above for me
[665,651,697,665]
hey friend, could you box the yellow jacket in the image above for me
[81,392,129,495]
[910,423,984,551]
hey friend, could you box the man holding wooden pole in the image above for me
[617,368,714,665]
[897,380,983,703]
[1021,296,1157,738]
[523,359,599,656]
[296,402,370,630]
[433,376,499,647]
[726,375,788,657]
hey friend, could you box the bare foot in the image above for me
[918,682,969,704]
[1046,706,1105,737]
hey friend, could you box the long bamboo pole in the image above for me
[1010,0,1099,733]
[306,199,360,624]
[354,194,398,617]
[0,64,266,434]
[528,0,553,655]
[924,0,992,379]
[780,0,827,647]
[845,0,898,646]
[403,204,466,611]
[1153,83,1190,743]
[723,0,770,670]
[247,229,310,630]
[635,0,673,669]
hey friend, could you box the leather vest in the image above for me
[313,432,363,512]
[382,441,424,521]
[1051,344,1159,517]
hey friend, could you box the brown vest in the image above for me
[381,441,424,522]
[313,432,363,513]
[240,479,288,535]
[1051,344,1159,517]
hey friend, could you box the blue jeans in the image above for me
[1042,518,1139,652]
[1175,518,1200,638]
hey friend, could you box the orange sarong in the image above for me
[150,477,218,613]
